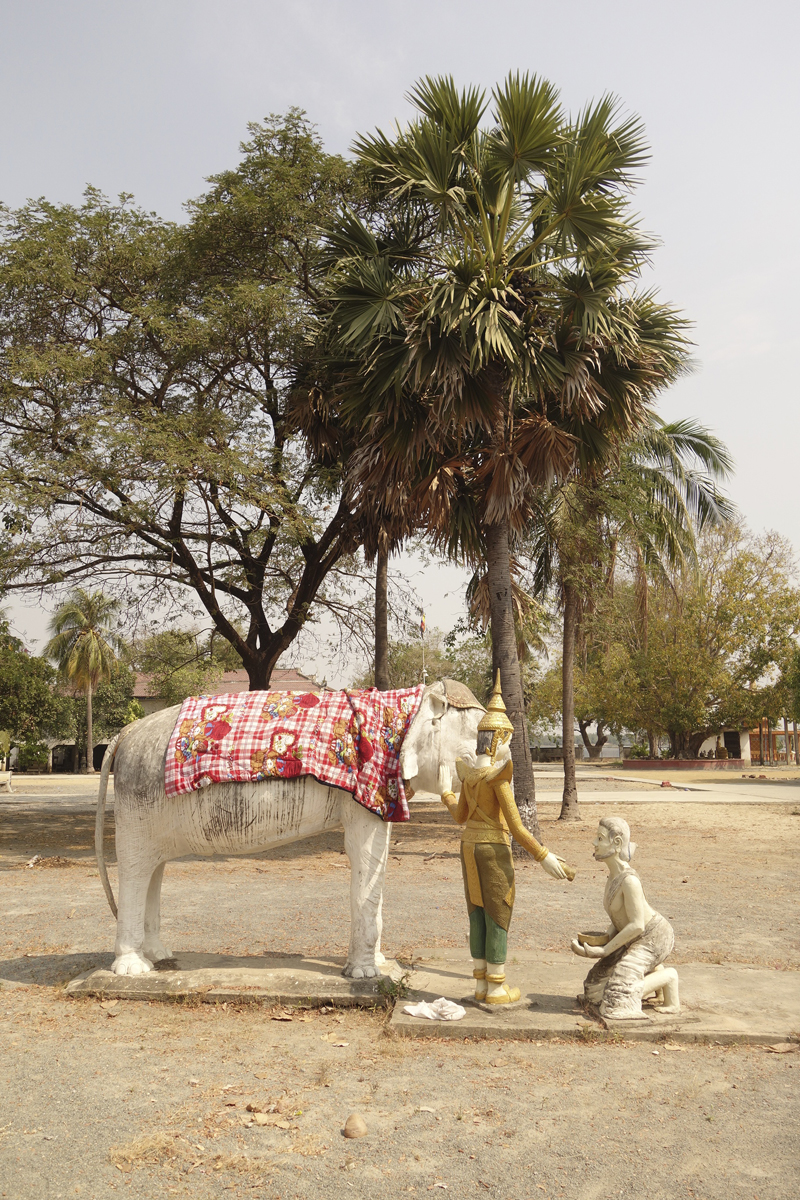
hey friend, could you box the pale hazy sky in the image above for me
[2,0,798,664]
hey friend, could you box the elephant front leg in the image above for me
[341,801,391,979]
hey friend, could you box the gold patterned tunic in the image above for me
[442,759,549,931]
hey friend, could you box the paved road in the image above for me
[532,772,800,801]
[618,775,800,802]
[0,775,111,812]
[3,769,799,810]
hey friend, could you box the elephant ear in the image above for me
[427,681,447,719]
[401,747,419,781]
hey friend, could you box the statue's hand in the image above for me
[437,764,453,798]
[583,944,605,958]
[540,851,567,880]
[571,937,605,958]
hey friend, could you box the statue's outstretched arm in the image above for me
[495,781,549,861]
[496,780,576,880]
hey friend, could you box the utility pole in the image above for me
[420,610,427,684]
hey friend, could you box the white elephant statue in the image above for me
[96,680,484,977]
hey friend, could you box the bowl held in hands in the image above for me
[578,931,610,947]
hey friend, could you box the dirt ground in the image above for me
[1,780,799,1199]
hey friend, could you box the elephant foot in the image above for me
[374,950,386,966]
[111,951,154,976]
[342,962,381,979]
[142,938,172,963]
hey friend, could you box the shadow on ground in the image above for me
[0,951,115,986]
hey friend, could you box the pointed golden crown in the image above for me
[477,671,514,735]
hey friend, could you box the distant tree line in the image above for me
[525,525,800,762]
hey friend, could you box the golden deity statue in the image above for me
[439,672,575,1005]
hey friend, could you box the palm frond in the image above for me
[406,76,487,145]
[44,587,122,692]
[486,72,562,186]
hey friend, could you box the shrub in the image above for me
[17,741,50,772]
[627,742,650,759]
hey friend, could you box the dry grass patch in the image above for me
[109,1130,283,1176]
[20,855,82,869]
[109,1130,187,1168]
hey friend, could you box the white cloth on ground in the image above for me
[403,997,466,1021]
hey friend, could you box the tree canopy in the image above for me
[0,618,73,744]
[71,662,143,752]
[129,626,242,708]
[529,526,800,758]
[0,112,367,688]
[324,73,691,834]
[352,625,493,702]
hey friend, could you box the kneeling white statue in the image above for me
[571,817,679,1020]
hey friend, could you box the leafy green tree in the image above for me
[0,618,73,744]
[527,633,642,757]
[527,418,732,814]
[444,627,495,707]
[783,649,800,763]
[44,589,122,773]
[0,113,367,689]
[326,75,689,836]
[785,650,800,724]
[352,628,455,691]
[130,627,242,708]
[579,528,800,756]
[352,624,494,703]
[571,642,637,758]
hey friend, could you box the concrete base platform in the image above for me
[65,952,397,1007]
[65,949,800,1046]
[389,950,800,1045]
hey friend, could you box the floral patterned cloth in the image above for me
[164,685,425,822]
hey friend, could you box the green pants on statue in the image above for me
[468,906,507,964]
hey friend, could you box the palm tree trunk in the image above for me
[485,516,541,843]
[560,582,580,821]
[374,546,390,691]
[86,686,94,774]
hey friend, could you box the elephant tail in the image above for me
[96,733,122,918]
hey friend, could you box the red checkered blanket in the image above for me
[164,685,425,822]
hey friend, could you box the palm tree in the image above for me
[528,418,734,819]
[325,75,690,835]
[359,507,416,692]
[45,589,122,773]
[287,361,409,693]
